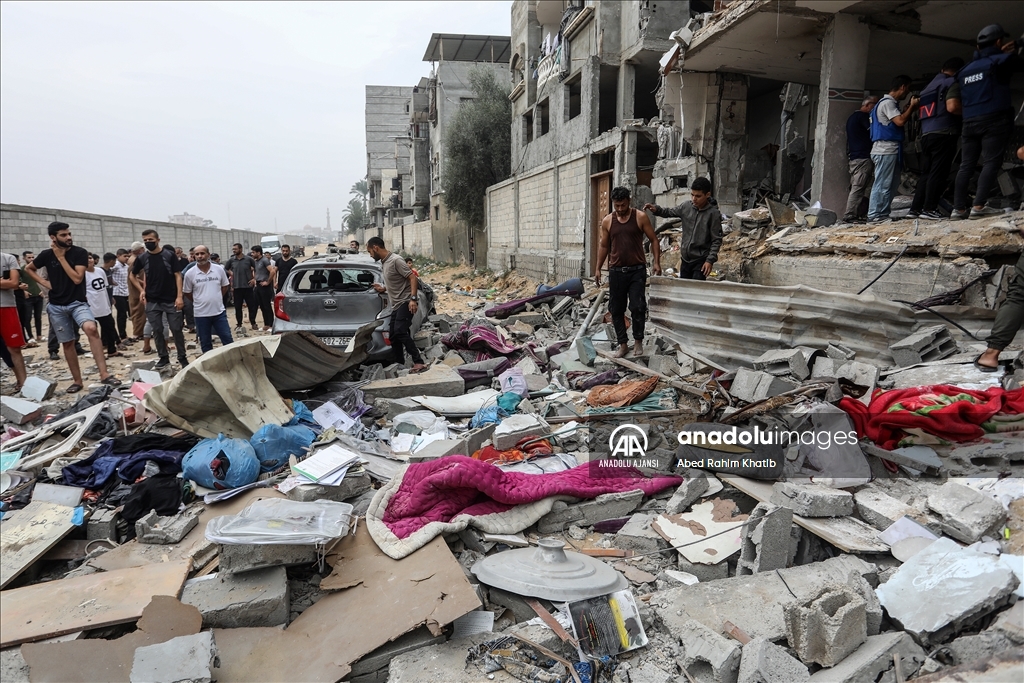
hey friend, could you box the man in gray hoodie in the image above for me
[643,177,723,280]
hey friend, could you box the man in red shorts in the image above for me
[1,251,28,391]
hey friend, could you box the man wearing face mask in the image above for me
[183,245,233,354]
[130,229,187,369]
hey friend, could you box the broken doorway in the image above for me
[590,170,612,272]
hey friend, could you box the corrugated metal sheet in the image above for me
[648,277,919,369]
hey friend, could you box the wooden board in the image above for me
[1,501,78,589]
[0,560,190,647]
[719,475,890,554]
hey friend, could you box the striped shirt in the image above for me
[111,260,129,297]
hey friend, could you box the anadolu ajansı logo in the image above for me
[608,424,648,459]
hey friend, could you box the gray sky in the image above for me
[0,1,512,233]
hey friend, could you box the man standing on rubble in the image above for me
[951,25,1023,220]
[867,75,919,223]
[842,96,878,223]
[908,58,964,220]
[225,243,257,333]
[130,229,187,370]
[595,186,662,359]
[366,236,427,372]
[644,177,720,282]
[182,245,233,354]
[975,252,1024,372]
[1,251,28,391]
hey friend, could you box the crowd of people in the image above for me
[844,23,1022,224]
[0,221,301,394]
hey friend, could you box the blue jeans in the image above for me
[194,311,233,354]
[47,301,96,344]
[868,153,901,219]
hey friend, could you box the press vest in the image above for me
[918,72,959,134]
[870,96,904,143]
[959,49,1013,120]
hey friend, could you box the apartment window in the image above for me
[566,75,582,121]
[434,205,440,220]
[538,99,550,136]
[524,111,534,143]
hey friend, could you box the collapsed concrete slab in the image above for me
[784,586,867,667]
[536,490,644,534]
[664,472,710,515]
[181,567,289,628]
[770,482,854,518]
[218,543,318,575]
[926,482,1006,544]
[676,619,741,683]
[737,637,809,683]
[130,631,219,683]
[736,503,793,575]
[875,538,1019,645]
[807,632,926,683]
[362,365,465,400]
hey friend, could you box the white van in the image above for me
[260,235,282,258]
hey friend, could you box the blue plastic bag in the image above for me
[182,433,261,490]
[287,400,318,429]
[250,423,316,473]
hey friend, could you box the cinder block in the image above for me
[731,368,797,403]
[826,342,856,361]
[136,508,200,544]
[537,490,644,533]
[615,513,670,554]
[19,376,57,402]
[806,632,926,683]
[285,472,372,503]
[784,586,867,667]
[889,324,957,367]
[574,337,597,366]
[752,349,810,380]
[738,637,809,683]
[926,482,1007,544]
[130,631,218,683]
[677,556,729,582]
[677,619,742,683]
[218,542,318,575]
[647,354,682,377]
[181,566,289,628]
[771,482,854,518]
[0,395,42,424]
[665,471,710,514]
[87,508,119,541]
[854,488,918,532]
[736,503,794,575]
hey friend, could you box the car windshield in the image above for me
[292,267,375,293]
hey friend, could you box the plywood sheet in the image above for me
[0,560,190,647]
[21,596,201,683]
[212,524,481,682]
[719,475,889,553]
[1,501,77,588]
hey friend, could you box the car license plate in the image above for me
[320,336,351,347]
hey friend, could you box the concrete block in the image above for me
[826,342,856,361]
[677,556,729,582]
[665,471,710,514]
[427,314,452,333]
[363,365,464,399]
[388,632,503,683]
[807,632,926,683]
[574,337,596,366]
[853,488,919,532]
[410,438,468,462]
[218,542,318,575]
[441,350,465,367]
[493,414,548,451]
[731,368,796,403]
[87,508,119,541]
[948,631,1014,666]
[136,508,200,544]
[131,359,157,371]
[736,503,793,575]
[889,324,957,367]
[19,376,57,402]
[926,482,1006,544]
[677,619,741,683]
[130,369,164,385]
[676,352,697,375]
[465,424,496,456]
[647,354,681,377]
[348,627,446,679]
[181,567,289,628]
[0,396,41,425]
[753,349,809,380]
[507,312,546,326]
[536,490,644,533]
[130,631,218,683]
[811,357,842,379]
[805,207,837,228]
[375,397,421,420]
[360,363,385,382]
[738,637,809,683]
[285,471,372,503]
[836,361,878,389]
[515,356,541,376]
[988,601,1024,644]
[615,513,670,554]
[770,482,854,517]
[784,586,867,667]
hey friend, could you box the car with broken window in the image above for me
[271,253,435,360]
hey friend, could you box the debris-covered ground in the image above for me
[1,246,1022,683]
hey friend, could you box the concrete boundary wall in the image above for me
[351,221,433,260]
[486,152,589,282]
[1,204,266,262]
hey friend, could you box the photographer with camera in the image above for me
[867,75,919,224]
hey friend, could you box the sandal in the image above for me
[66,383,83,394]
[973,354,999,373]
[100,376,122,387]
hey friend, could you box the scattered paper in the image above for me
[293,444,362,483]
[391,433,415,455]
[312,401,357,433]
[451,610,495,640]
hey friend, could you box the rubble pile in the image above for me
[1,266,1022,683]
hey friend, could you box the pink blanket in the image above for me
[367,455,681,558]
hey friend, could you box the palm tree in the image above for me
[342,197,367,232]
[350,179,369,213]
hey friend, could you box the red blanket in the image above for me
[379,455,680,541]
[840,384,1024,450]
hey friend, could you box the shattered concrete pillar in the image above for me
[810,12,870,215]
[677,619,742,683]
[736,503,793,575]
[784,585,867,667]
[713,74,748,214]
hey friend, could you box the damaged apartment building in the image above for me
[487,0,1023,303]
[363,33,510,266]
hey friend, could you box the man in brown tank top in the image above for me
[594,186,662,358]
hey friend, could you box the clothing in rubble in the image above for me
[121,474,183,534]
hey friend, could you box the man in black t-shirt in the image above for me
[274,244,298,293]
[25,221,121,392]
[224,243,257,331]
[129,228,187,369]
